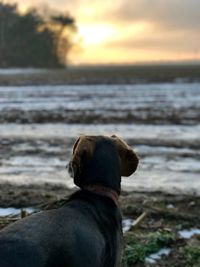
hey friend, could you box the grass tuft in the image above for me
[123,230,175,266]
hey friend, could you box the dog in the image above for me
[0,135,139,267]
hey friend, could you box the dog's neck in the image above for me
[84,184,119,206]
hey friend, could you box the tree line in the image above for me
[0,2,77,68]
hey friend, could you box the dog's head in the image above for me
[68,135,139,192]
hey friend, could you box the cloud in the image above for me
[8,0,200,31]
[100,0,200,58]
[105,30,199,53]
[110,0,200,31]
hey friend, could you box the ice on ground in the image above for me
[0,123,199,142]
[0,207,35,217]
[122,218,135,233]
[145,248,171,264]
[178,229,200,239]
[0,68,47,75]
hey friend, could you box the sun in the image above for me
[78,24,116,46]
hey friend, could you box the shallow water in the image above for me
[0,83,199,195]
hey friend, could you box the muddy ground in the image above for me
[121,192,200,267]
[0,187,199,267]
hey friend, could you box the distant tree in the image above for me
[0,3,18,67]
[0,3,77,68]
[50,14,76,66]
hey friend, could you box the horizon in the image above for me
[68,59,200,68]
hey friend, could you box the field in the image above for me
[0,64,200,85]
[0,64,200,266]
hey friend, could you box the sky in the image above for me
[5,0,200,65]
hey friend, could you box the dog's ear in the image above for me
[72,136,81,154]
[111,135,139,177]
[68,135,95,179]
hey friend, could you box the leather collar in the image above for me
[84,184,119,206]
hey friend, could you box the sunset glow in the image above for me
[5,0,200,65]
[78,24,116,46]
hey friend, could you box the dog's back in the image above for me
[0,190,122,267]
